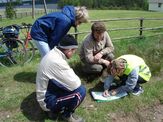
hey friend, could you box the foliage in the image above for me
[80,0,93,8]
[58,0,80,8]
[58,0,148,10]
[5,1,16,19]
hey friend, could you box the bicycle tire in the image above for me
[9,39,27,65]
[0,39,14,67]
[24,40,35,63]
[0,39,27,67]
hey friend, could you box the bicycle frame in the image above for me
[22,25,32,48]
[20,23,35,63]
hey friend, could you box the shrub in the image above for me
[5,2,16,19]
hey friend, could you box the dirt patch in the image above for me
[0,109,20,121]
[108,103,163,122]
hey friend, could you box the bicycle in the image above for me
[20,23,35,63]
[0,25,27,67]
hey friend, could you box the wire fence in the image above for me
[0,9,58,20]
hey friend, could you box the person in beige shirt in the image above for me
[80,22,114,74]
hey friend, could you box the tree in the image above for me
[58,0,80,8]
[80,0,93,8]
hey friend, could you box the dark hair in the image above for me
[58,34,78,49]
[91,22,106,33]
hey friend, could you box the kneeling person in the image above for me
[80,22,114,74]
[36,35,86,122]
[103,54,151,97]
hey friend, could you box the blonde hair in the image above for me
[75,6,89,23]
[111,58,127,69]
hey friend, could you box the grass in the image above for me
[0,10,163,121]
[1,9,163,40]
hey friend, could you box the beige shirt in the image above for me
[80,31,114,63]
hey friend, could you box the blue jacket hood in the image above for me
[62,5,76,26]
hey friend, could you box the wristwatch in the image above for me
[100,51,104,55]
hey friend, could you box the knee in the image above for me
[90,64,103,73]
[76,85,86,99]
[108,53,115,61]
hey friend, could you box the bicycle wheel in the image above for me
[7,39,27,65]
[0,40,13,67]
[0,39,26,67]
[24,40,35,63]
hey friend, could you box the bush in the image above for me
[5,2,16,19]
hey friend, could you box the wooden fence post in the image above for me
[139,18,144,37]
[32,0,35,19]
[0,15,2,21]
[74,27,78,40]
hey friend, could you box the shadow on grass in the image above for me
[21,92,47,122]
[71,61,101,83]
[89,82,104,92]
[14,71,36,83]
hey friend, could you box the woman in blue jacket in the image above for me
[30,5,89,57]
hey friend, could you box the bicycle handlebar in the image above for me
[0,27,3,31]
[21,23,32,28]
[0,23,32,31]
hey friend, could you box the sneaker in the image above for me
[132,86,144,96]
[61,114,85,122]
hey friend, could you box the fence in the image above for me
[0,16,163,41]
[70,18,163,40]
[0,9,58,20]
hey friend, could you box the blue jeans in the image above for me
[120,75,146,90]
[33,40,50,58]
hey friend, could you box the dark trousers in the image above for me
[45,84,86,117]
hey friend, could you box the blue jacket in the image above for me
[30,5,76,49]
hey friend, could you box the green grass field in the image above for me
[0,9,163,122]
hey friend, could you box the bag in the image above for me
[2,25,20,38]
[4,38,18,49]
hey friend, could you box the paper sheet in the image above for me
[91,91,128,102]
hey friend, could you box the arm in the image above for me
[94,32,113,66]
[103,75,114,97]
[100,32,114,55]
[116,67,139,93]
[82,35,97,63]
[47,60,81,91]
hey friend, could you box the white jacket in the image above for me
[36,47,81,111]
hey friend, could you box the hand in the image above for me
[103,89,117,97]
[102,60,110,67]
[110,90,117,96]
[94,53,103,61]
[103,90,110,97]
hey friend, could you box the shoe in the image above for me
[61,114,85,122]
[132,86,144,96]
[46,111,58,120]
